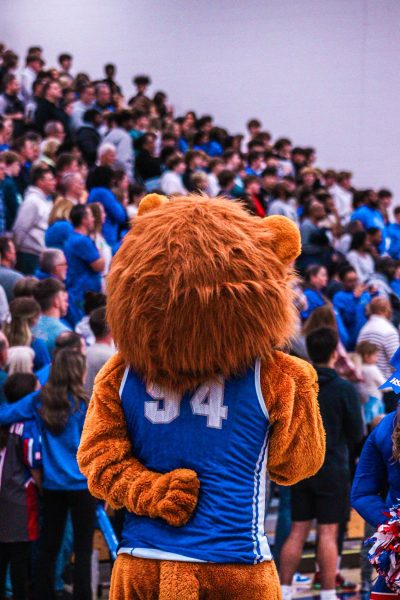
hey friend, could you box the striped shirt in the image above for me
[357,315,399,378]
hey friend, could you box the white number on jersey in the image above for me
[144,383,181,424]
[190,378,228,429]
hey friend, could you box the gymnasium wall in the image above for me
[2,0,400,196]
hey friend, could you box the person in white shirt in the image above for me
[346,231,375,283]
[160,154,187,196]
[357,297,399,412]
[20,54,43,105]
[329,171,353,226]
[13,166,56,274]
[355,340,387,426]
[207,158,224,196]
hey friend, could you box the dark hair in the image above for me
[39,349,88,434]
[83,109,101,124]
[394,207,400,216]
[247,119,261,129]
[55,331,83,352]
[89,166,114,189]
[13,276,38,298]
[338,265,356,282]
[33,278,65,312]
[133,74,151,86]
[83,291,106,315]
[0,236,12,258]
[55,153,76,173]
[70,204,89,228]
[247,151,262,165]
[305,264,325,284]
[31,166,52,186]
[378,188,392,199]
[350,230,367,251]
[4,373,37,405]
[217,170,235,188]
[89,306,110,339]
[306,327,338,364]
[58,53,72,64]
[261,167,277,178]
[0,373,38,450]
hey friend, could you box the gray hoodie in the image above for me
[12,186,53,255]
[103,128,134,180]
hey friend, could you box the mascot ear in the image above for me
[137,193,169,216]
[263,215,301,265]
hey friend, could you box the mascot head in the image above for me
[107,194,301,392]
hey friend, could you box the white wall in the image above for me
[2,0,400,196]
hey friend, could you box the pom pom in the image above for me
[367,502,400,592]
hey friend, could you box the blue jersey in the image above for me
[118,360,272,564]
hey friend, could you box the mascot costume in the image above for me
[77,194,325,599]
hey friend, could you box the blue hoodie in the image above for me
[351,412,400,527]
[0,391,88,491]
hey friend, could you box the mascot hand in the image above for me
[127,468,200,527]
[155,469,200,527]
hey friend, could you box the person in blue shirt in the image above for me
[351,410,400,597]
[301,264,328,321]
[32,278,71,354]
[87,166,127,253]
[351,190,387,253]
[386,206,400,260]
[0,348,96,600]
[64,205,105,323]
[333,265,372,351]
[45,198,74,251]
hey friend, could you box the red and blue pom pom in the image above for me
[368,503,400,592]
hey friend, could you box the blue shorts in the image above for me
[371,576,399,597]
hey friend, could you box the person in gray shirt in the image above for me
[84,306,114,397]
[0,237,23,302]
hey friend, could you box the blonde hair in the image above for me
[4,297,41,347]
[48,198,74,225]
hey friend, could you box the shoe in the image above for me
[335,572,357,591]
[292,572,311,587]
[313,571,357,591]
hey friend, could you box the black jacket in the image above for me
[314,366,364,475]
[34,98,70,137]
[76,126,101,168]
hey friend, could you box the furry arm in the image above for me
[261,351,325,485]
[77,354,199,527]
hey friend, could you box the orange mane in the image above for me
[107,196,298,392]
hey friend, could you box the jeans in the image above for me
[35,489,96,600]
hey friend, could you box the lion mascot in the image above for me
[77,194,325,600]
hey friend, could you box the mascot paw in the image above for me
[156,468,200,527]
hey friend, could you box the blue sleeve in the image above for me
[31,338,51,370]
[351,428,389,527]
[300,289,325,321]
[21,420,42,469]
[89,190,127,224]
[74,236,100,264]
[0,392,36,425]
[334,309,350,348]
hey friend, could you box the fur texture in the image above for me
[107,196,300,392]
[109,555,281,600]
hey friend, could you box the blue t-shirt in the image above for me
[386,223,400,260]
[333,290,370,350]
[45,220,74,250]
[64,231,101,318]
[32,316,70,354]
[31,337,51,370]
[118,360,271,564]
[0,391,88,491]
[301,288,326,321]
[87,187,127,252]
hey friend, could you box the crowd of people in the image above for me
[0,41,397,599]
